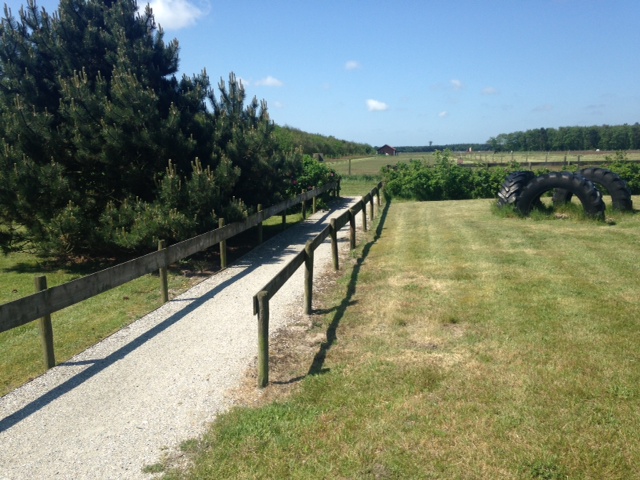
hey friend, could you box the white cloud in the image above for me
[450,79,464,91]
[272,101,284,109]
[438,111,448,118]
[482,86,498,95]
[147,0,207,30]
[255,76,284,87]
[366,99,389,112]
[345,60,362,71]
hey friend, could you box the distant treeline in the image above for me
[395,144,492,153]
[488,124,640,152]
[275,126,375,158]
[394,124,640,154]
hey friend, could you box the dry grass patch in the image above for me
[160,197,640,479]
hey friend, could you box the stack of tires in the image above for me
[497,168,633,220]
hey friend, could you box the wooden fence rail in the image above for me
[0,182,339,359]
[254,182,383,388]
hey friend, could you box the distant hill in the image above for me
[274,126,375,157]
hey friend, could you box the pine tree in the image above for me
[0,0,216,255]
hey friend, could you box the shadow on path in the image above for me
[307,199,391,376]
[0,198,356,433]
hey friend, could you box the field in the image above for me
[161,197,640,479]
[327,150,640,177]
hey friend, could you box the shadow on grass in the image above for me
[307,199,391,376]
[0,198,357,432]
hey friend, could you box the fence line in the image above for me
[253,182,383,388]
[0,181,339,368]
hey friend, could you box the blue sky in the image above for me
[4,0,640,147]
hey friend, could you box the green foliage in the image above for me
[285,155,339,209]
[273,125,374,158]
[382,149,640,203]
[604,151,640,194]
[382,150,508,201]
[489,123,640,152]
[295,155,338,191]
[0,1,306,257]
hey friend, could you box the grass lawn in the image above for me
[0,212,306,397]
[160,197,640,479]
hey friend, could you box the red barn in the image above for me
[377,144,397,156]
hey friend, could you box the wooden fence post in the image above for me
[304,241,314,315]
[369,195,374,221]
[35,275,55,369]
[257,204,263,245]
[219,218,227,269]
[158,240,169,303]
[312,195,317,214]
[301,194,307,220]
[257,290,269,388]
[349,208,356,250]
[281,209,287,231]
[330,218,339,271]
[361,201,367,232]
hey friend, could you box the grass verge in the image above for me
[0,212,306,397]
[160,196,640,479]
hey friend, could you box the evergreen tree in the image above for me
[0,0,222,255]
[209,73,300,208]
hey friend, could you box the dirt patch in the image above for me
[224,255,349,409]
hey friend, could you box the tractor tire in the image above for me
[497,171,535,207]
[517,172,605,219]
[552,167,633,211]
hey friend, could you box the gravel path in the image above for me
[0,197,362,480]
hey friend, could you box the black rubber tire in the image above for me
[517,172,605,219]
[497,171,535,207]
[553,167,632,211]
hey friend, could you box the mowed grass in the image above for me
[163,198,640,479]
[0,212,304,397]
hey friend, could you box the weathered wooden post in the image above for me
[301,192,307,220]
[257,204,263,245]
[330,218,339,271]
[312,195,317,214]
[257,290,269,388]
[337,178,341,198]
[304,241,314,315]
[369,195,374,221]
[219,218,227,269]
[349,208,356,250]
[281,208,287,231]
[35,275,55,369]
[375,187,381,207]
[361,200,367,232]
[158,240,169,303]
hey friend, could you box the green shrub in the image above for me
[604,151,640,194]
[382,150,509,201]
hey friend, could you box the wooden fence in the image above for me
[253,182,384,388]
[0,182,339,369]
